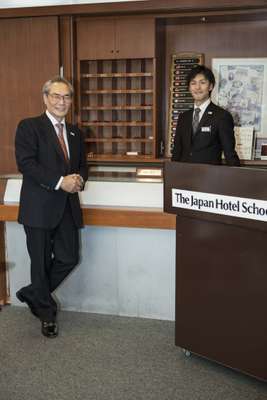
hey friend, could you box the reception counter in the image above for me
[1,174,176,320]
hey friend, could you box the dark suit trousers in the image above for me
[23,200,79,322]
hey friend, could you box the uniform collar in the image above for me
[194,98,211,114]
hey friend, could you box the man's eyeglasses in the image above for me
[47,93,72,103]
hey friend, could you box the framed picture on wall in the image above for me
[211,58,267,137]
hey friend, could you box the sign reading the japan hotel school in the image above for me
[172,189,267,222]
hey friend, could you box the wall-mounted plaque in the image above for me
[167,53,204,157]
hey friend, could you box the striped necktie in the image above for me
[56,123,69,162]
[192,107,201,135]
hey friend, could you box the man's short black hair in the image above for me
[186,65,216,89]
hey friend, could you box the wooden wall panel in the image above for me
[59,16,75,122]
[59,16,74,84]
[166,19,267,68]
[0,16,60,174]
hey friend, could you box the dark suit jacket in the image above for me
[171,102,240,166]
[15,113,88,229]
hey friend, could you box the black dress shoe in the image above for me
[41,321,58,338]
[16,289,39,318]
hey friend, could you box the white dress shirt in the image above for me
[194,98,211,122]
[45,110,70,157]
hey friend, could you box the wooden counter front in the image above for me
[0,204,175,230]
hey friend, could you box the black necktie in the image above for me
[192,108,201,135]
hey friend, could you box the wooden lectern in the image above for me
[164,161,267,382]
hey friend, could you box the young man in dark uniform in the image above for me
[171,65,240,166]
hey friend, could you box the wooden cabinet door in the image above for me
[76,18,116,60]
[0,16,59,174]
[76,17,155,60]
[115,17,155,59]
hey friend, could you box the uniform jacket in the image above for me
[171,102,240,166]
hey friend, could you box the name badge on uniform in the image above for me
[201,126,211,132]
[70,131,75,136]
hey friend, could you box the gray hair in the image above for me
[42,76,74,96]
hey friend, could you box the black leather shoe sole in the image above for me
[16,289,39,318]
[41,321,58,338]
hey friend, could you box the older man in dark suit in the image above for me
[15,76,88,338]
[171,65,240,166]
